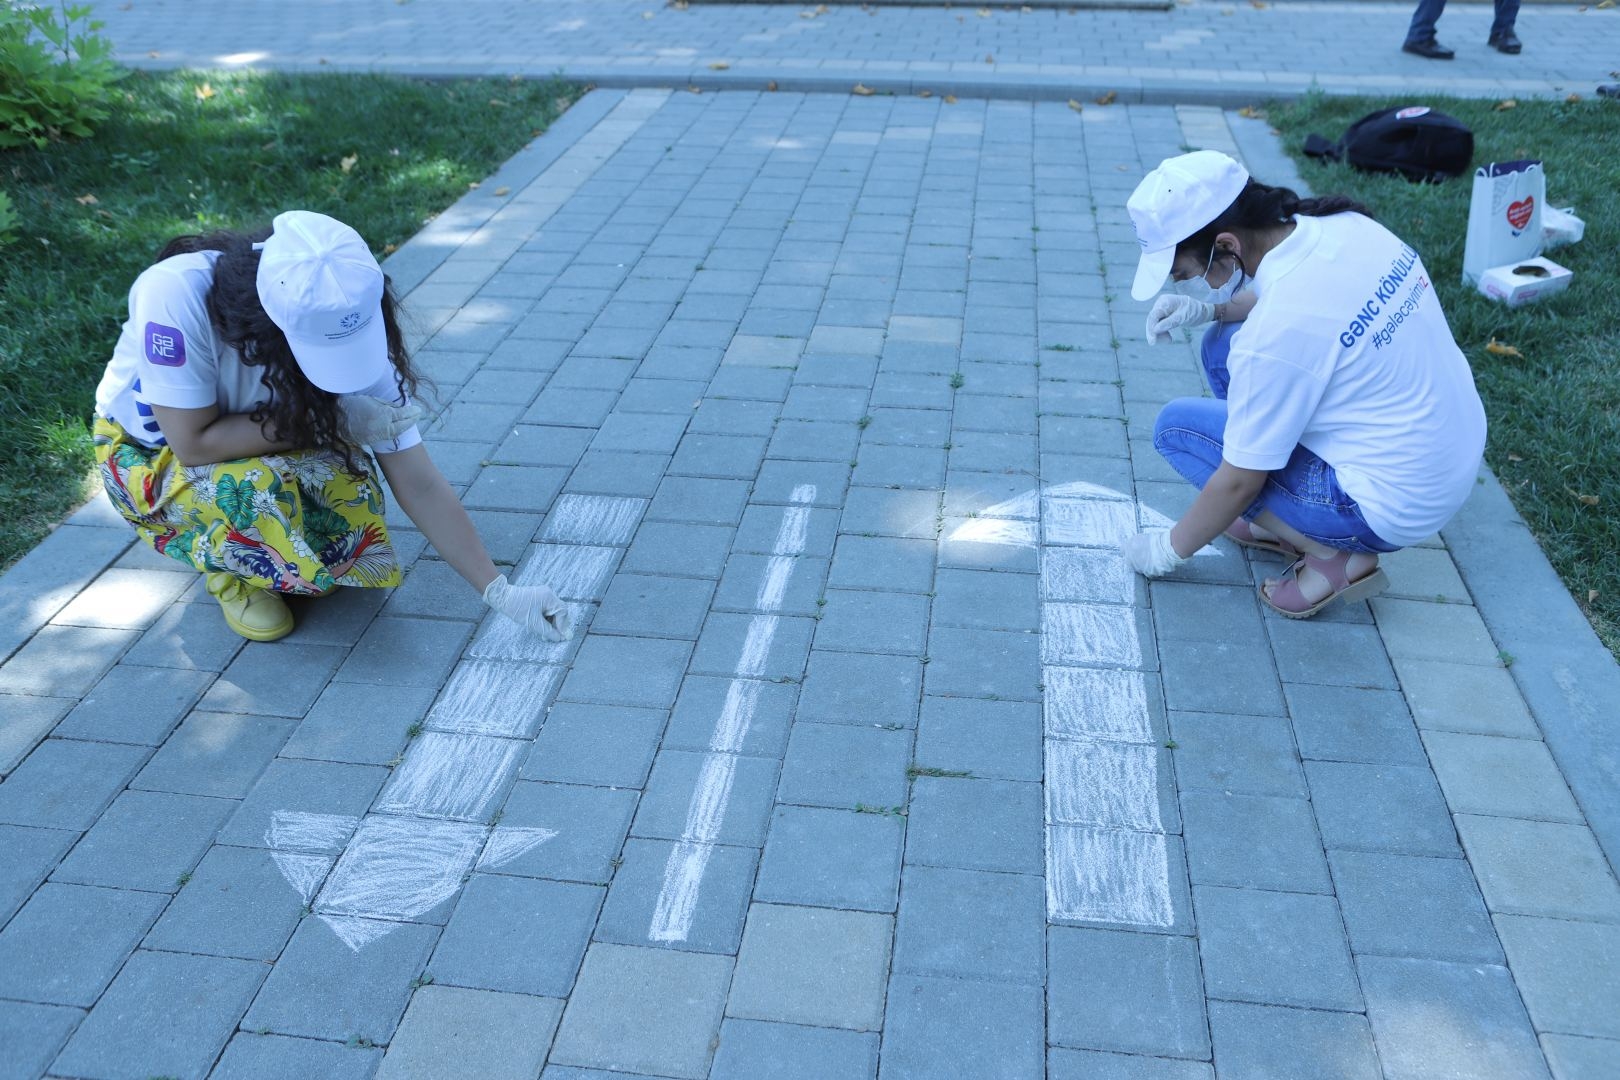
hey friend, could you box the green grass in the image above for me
[0,70,579,571]
[1269,94,1619,655]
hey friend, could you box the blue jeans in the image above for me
[1406,0,1520,44]
[1151,322,1399,555]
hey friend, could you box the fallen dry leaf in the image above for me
[1096,90,1118,106]
[944,94,958,105]
[489,97,508,107]
[708,61,730,70]
[852,83,875,96]
[340,154,359,173]
[75,193,99,206]
[147,50,159,58]
[1495,99,1518,111]
[493,186,510,196]
[1589,589,1600,604]
[1507,452,1524,462]
[671,0,689,8]
[985,53,995,64]
[1067,99,1084,112]
[918,89,934,98]
[467,181,480,189]
[767,80,779,91]
[1237,105,1264,119]
[977,6,991,14]
[97,209,113,219]
[643,10,655,18]
[687,85,702,94]
[1566,93,1583,103]
[1598,1,1615,9]
[383,243,398,254]
[1579,493,1601,506]
[1251,0,1268,7]
[195,83,215,101]
[1485,338,1522,358]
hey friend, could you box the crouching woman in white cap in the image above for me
[1119,151,1486,618]
[93,210,569,643]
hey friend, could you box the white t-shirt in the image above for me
[1222,213,1486,547]
[94,250,420,456]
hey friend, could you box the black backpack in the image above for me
[1304,106,1474,183]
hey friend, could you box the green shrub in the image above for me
[0,2,124,149]
[0,188,15,243]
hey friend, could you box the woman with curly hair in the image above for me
[93,210,568,643]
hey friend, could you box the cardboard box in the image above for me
[1542,205,1585,249]
[1478,256,1573,308]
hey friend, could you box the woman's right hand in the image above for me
[1144,294,1216,344]
[482,574,573,641]
[337,395,422,446]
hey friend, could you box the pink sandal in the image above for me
[1260,550,1389,619]
[1224,518,1301,559]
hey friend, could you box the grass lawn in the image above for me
[0,70,579,572]
[1269,94,1619,656]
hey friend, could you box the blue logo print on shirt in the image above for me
[144,322,187,367]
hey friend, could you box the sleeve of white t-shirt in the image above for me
[1221,348,1330,472]
[126,265,221,411]
[348,372,422,456]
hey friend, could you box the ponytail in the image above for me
[1176,180,1373,264]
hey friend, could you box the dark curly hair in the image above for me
[1176,179,1375,280]
[153,226,423,477]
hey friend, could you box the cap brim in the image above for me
[286,314,391,396]
[1130,246,1176,302]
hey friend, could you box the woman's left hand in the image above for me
[1122,528,1188,577]
[337,395,422,446]
[482,574,572,641]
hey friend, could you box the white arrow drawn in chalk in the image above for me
[264,495,637,951]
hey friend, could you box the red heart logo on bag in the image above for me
[1507,197,1535,230]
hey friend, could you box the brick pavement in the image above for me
[97,0,1620,103]
[3,9,1620,1076]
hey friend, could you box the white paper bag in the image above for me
[1462,159,1545,285]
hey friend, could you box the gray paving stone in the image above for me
[202,641,344,712]
[714,553,829,616]
[623,521,735,578]
[0,823,74,926]
[1048,926,1208,1059]
[0,625,136,698]
[551,943,732,1079]
[376,985,563,1080]
[754,804,903,914]
[242,915,438,1043]
[634,750,778,848]
[566,451,671,498]
[1422,730,1583,823]
[851,444,947,490]
[144,844,308,961]
[385,559,494,622]
[0,738,148,830]
[662,674,796,758]
[932,567,1039,633]
[779,722,910,810]
[595,573,716,639]
[1359,955,1550,1080]
[216,759,389,850]
[862,408,950,448]
[285,584,393,645]
[1208,1001,1380,1080]
[212,1033,382,1080]
[1195,885,1362,1011]
[281,682,432,767]
[1047,1048,1213,1080]
[119,594,245,670]
[838,486,941,541]
[1330,849,1502,962]
[1456,814,1620,922]
[493,424,594,467]
[0,693,69,778]
[670,433,768,479]
[1283,683,1426,766]
[712,1018,878,1080]
[1169,712,1306,798]
[878,973,1044,1080]
[1495,915,1620,1041]
[132,711,296,798]
[49,567,193,630]
[1371,597,1503,667]
[729,904,892,1031]
[689,611,815,681]
[51,789,232,893]
[828,534,936,593]
[753,459,851,506]
[1391,657,1540,737]
[894,864,1044,985]
[522,702,665,788]
[914,696,1041,783]
[53,664,213,746]
[52,949,264,1080]
[1180,790,1331,894]
[924,626,1042,702]
[431,874,603,997]
[0,882,165,1006]
[1159,639,1284,716]
[906,776,1043,875]
[1306,761,1461,857]
[0,998,81,1080]
[1541,1035,1620,1080]
[813,589,929,655]
[596,837,757,954]
[496,781,638,885]
[561,635,692,708]
[463,463,569,511]
[1265,619,1398,690]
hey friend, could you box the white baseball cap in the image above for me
[1126,151,1251,301]
[255,210,391,395]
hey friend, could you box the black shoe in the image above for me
[1402,38,1456,59]
[1489,31,1522,54]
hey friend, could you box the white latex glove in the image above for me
[1145,294,1216,345]
[337,395,423,446]
[1122,528,1188,578]
[482,574,572,641]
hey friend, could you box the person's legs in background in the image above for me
[1402,0,1455,58]
[1490,0,1522,51]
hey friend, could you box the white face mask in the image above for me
[1173,247,1244,305]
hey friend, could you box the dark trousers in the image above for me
[1406,0,1520,44]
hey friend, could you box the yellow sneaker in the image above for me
[205,573,294,641]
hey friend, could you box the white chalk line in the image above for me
[649,484,815,943]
